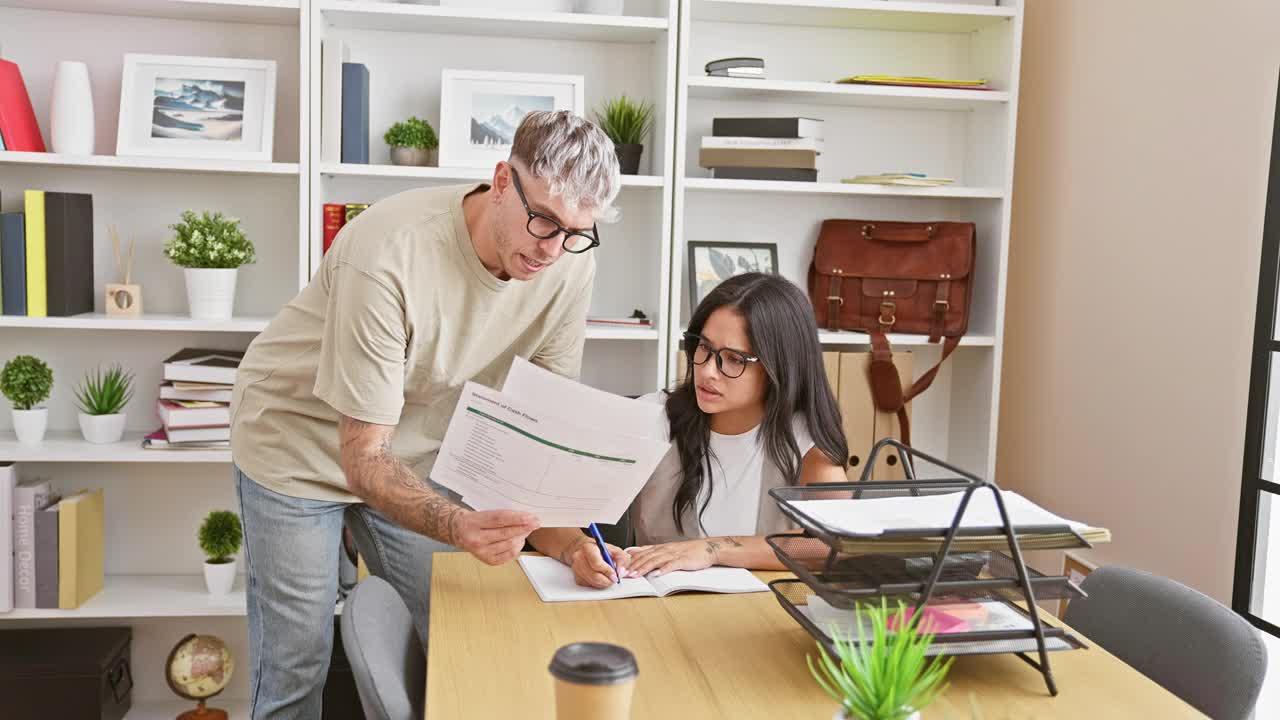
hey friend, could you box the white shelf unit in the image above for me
[670,0,1024,479]
[310,0,679,397]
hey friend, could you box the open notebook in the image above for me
[518,556,768,603]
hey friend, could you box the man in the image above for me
[229,110,619,718]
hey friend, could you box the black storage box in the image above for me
[0,627,133,720]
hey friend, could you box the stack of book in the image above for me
[698,117,824,183]
[322,202,371,255]
[1,190,95,318]
[144,348,244,451]
[704,57,764,79]
[843,173,956,188]
[2,464,104,612]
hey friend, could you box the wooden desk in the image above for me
[426,554,1206,719]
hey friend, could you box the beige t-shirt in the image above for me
[230,183,595,503]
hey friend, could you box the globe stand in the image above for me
[177,700,228,720]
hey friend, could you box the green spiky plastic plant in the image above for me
[74,364,135,416]
[199,510,243,564]
[594,95,655,146]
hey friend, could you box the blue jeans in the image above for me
[234,464,452,719]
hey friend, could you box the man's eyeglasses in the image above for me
[682,332,760,379]
[509,167,599,254]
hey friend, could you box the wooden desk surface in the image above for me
[426,554,1206,719]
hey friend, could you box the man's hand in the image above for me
[451,509,540,566]
[566,536,632,589]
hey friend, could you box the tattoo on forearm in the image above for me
[724,536,744,548]
[705,539,723,561]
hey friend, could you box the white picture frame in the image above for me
[115,54,277,162]
[439,69,585,170]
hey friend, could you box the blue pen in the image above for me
[588,523,620,584]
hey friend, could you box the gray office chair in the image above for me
[1064,565,1267,720]
[340,576,426,720]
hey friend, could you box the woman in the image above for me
[529,272,849,588]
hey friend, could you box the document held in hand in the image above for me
[429,358,671,527]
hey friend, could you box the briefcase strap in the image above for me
[868,331,961,447]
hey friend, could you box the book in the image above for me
[156,398,231,428]
[518,555,768,603]
[43,192,94,317]
[712,117,823,140]
[323,203,346,254]
[160,382,233,403]
[345,203,370,223]
[143,427,230,450]
[58,488,105,609]
[698,147,818,170]
[0,59,47,152]
[844,174,955,187]
[701,136,823,152]
[837,75,992,90]
[586,317,652,327]
[1,212,26,315]
[0,463,13,612]
[341,62,370,164]
[12,477,52,609]
[171,381,234,392]
[712,167,818,182]
[162,348,245,385]
[34,498,60,609]
[24,190,46,317]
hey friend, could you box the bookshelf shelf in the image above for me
[0,0,300,25]
[0,151,299,176]
[684,177,1004,199]
[320,1,670,42]
[693,0,1015,33]
[0,313,270,333]
[585,325,659,340]
[0,432,231,463]
[321,163,666,188]
[686,76,1009,111]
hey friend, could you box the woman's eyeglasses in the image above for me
[682,332,760,379]
[509,167,600,254]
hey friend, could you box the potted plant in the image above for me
[384,115,439,167]
[165,210,256,321]
[594,95,654,175]
[199,510,243,596]
[73,364,134,444]
[809,599,954,720]
[1,355,53,444]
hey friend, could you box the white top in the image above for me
[633,392,815,540]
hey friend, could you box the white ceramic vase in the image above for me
[184,268,239,321]
[78,412,126,444]
[50,60,95,155]
[12,408,48,445]
[203,559,237,596]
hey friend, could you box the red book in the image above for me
[323,203,346,254]
[0,59,47,152]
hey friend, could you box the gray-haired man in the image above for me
[229,110,620,718]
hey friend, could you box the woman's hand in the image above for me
[566,536,632,589]
[625,539,723,577]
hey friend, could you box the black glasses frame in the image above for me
[508,166,600,254]
[682,332,760,379]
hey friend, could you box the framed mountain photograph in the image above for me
[116,54,277,162]
[439,69,584,169]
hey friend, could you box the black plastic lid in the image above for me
[548,643,638,686]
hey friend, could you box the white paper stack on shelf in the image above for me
[429,357,670,527]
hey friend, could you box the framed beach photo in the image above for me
[687,241,779,312]
[439,69,584,169]
[116,54,277,162]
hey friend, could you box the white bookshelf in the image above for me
[321,161,667,187]
[684,176,1005,199]
[321,1,670,41]
[686,75,1011,110]
[0,0,301,25]
[0,431,231,463]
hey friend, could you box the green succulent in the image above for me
[594,95,655,146]
[384,116,439,150]
[0,355,53,411]
[199,510,243,564]
[74,364,135,416]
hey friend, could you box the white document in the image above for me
[429,364,671,527]
[501,356,668,441]
[518,556,768,603]
[790,491,1091,537]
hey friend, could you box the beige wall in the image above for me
[998,0,1280,602]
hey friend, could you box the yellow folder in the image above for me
[838,352,877,480]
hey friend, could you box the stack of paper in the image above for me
[837,75,992,90]
[430,357,670,527]
[843,174,956,188]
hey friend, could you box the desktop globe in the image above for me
[165,633,234,719]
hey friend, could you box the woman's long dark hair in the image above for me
[667,272,848,533]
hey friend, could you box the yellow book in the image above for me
[24,189,46,317]
[838,75,988,86]
[58,488,105,609]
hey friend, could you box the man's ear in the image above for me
[491,160,512,197]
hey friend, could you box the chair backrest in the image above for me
[340,576,426,720]
[1064,565,1267,720]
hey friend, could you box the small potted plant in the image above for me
[165,210,256,321]
[74,364,134,444]
[809,599,954,720]
[1,355,53,445]
[594,95,654,175]
[199,510,243,596]
[384,115,439,167]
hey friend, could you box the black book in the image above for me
[44,192,94,317]
[1,211,26,315]
[712,117,824,140]
[711,167,819,182]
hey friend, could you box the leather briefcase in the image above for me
[807,219,976,447]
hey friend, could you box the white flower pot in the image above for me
[79,412,126,444]
[50,60,95,155]
[184,268,239,321]
[835,711,920,720]
[12,408,48,445]
[203,559,237,596]
[577,0,624,14]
